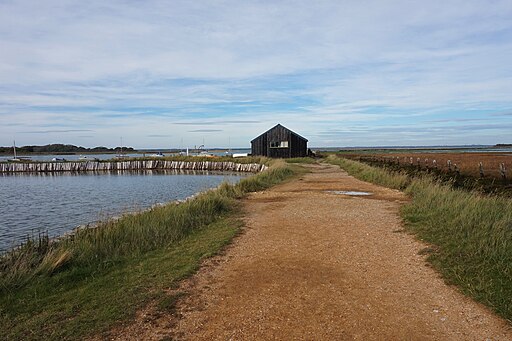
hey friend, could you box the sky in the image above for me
[1,0,512,149]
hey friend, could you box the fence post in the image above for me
[433,159,437,169]
[454,163,460,175]
[409,157,413,165]
[447,160,452,171]
[479,162,484,178]
[500,163,507,180]
[425,158,429,170]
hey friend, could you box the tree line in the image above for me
[0,144,135,154]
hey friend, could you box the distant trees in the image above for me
[0,144,135,154]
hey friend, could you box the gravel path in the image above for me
[107,163,512,340]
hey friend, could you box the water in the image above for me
[0,153,142,162]
[0,170,247,253]
[326,190,372,196]
[0,149,252,162]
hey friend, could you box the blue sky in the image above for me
[1,0,511,148]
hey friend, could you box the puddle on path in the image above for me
[325,190,373,196]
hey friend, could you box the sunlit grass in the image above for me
[326,155,409,189]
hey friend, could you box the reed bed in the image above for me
[342,152,511,180]
[327,156,512,320]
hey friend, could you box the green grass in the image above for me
[327,156,512,321]
[1,218,240,340]
[104,155,269,165]
[326,155,409,190]
[284,157,318,164]
[402,178,512,319]
[0,160,298,340]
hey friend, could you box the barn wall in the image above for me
[251,124,307,158]
[251,133,267,156]
[290,133,307,157]
[267,125,291,158]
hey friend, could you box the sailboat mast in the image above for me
[13,140,17,159]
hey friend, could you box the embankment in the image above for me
[0,159,297,341]
[326,155,512,322]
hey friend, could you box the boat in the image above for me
[197,150,214,157]
[78,155,99,161]
[190,144,214,157]
[7,140,23,162]
[149,152,165,157]
[114,137,127,159]
[51,157,67,162]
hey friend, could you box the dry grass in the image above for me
[354,152,511,180]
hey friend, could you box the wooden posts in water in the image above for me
[0,161,267,174]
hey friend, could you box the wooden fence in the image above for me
[0,160,267,173]
[358,155,507,180]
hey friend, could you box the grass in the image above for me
[104,155,269,165]
[402,178,512,319]
[284,157,318,164]
[0,159,298,340]
[371,152,511,180]
[327,156,512,321]
[344,153,512,197]
[326,155,409,190]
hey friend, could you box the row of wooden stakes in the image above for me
[0,160,268,173]
[364,156,508,179]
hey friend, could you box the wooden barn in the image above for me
[251,124,308,158]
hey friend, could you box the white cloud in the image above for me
[1,0,512,147]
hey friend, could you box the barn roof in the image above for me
[251,124,308,143]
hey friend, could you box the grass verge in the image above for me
[0,159,297,340]
[326,155,409,190]
[327,156,512,321]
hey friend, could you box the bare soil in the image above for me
[104,163,512,340]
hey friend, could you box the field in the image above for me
[339,152,511,180]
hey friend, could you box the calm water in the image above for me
[0,170,246,252]
[0,149,252,162]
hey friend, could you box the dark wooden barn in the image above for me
[251,124,308,158]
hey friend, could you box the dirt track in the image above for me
[110,163,512,340]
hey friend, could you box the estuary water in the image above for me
[0,170,247,253]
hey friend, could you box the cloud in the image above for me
[19,129,94,134]
[490,111,512,117]
[188,129,223,133]
[1,1,512,147]
[175,120,260,125]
